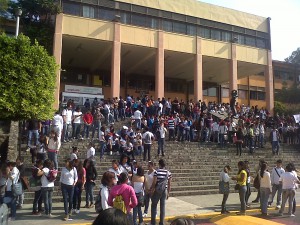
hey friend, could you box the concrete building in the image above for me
[54,0,275,110]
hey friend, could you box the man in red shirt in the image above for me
[83,110,93,139]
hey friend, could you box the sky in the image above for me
[199,0,300,61]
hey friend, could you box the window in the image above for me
[98,8,115,21]
[120,12,131,24]
[235,34,245,45]
[245,36,256,47]
[238,85,248,90]
[238,90,247,99]
[211,30,221,41]
[148,18,158,29]
[250,91,257,100]
[222,32,231,42]
[131,14,147,27]
[207,87,217,97]
[257,92,265,100]
[187,25,196,36]
[221,88,229,98]
[83,5,95,18]
[63,3,81,16]
[257,38,266,48]
[199,27,210,39]
[173,21,186,34]
[163,20,172,32]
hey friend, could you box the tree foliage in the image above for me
[0,33,57,120]
[8,0,60,53]
[275,85,300,104]
[285,47,300,64]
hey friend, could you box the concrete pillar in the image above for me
[155,31,164,99]
[53,13,63,110]
[194,37,203,102]
[111,23,121,99]
[265,50,274,115]
[229,43,238,95]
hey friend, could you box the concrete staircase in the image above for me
[18,119,300,204]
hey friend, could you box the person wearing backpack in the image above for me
[142,127,154,162]
[149,159,172,225]
[108,173,137,221]
[31,160,44,215]
[60,159,78,221]
[41,159,55,218]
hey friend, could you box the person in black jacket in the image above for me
[84,160,97,208]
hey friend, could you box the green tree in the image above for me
[0,33,57,120]
[9,0,60,53]
[285,47,300,64]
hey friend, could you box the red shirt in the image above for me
[83,113,93,124]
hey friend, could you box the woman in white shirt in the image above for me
[41,159,55,217]
[132,167,145,225]
[99,171,116,210]
[143,161,155,217]
[259,163,272,216]
[47,130,61,170]
[220,165,231,214]
[60,159,78,221]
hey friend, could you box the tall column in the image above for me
[194,37,203,102]
[155,31,164,99]
[265,50,274,115]
[229,43,238,95]
[111,22,121,98]
[53,13,63,110]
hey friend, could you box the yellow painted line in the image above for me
[211,215,284,225]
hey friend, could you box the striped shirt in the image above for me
[154,168,172,189]
[168,118,175,129]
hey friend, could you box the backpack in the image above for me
[95,188,103,213]
[46,169,58,182]
[155,176,168,196]
[144,132,151,144]
[113,195,127,214]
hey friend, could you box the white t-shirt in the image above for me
[52,114,63,129]
[7,167,20,191]
[145,170,155,190]
[158,126,167,139]
[99,131,105,142]
[134,110,142,119]
[108,167,122,182]
[279,172,299,189]
[100,185,111,210]
[41,168,55,188]
[87,147,95,159]
[142,131,154,144]
[73,111,82,124]
[60,167,78,185]
[62,109,73,124]
[260,171,272,189]
[70,153,78,161]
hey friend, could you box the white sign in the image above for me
[293,114,300,124]
[65,85,102,95]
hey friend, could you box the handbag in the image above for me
[234,183,240,191]
[136,192,145,207]
[12,182,23,196]
[219,181,229,194]
[253,175,260,189]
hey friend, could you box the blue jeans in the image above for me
[239,185,247,212]
[133,193,143,225]
[91,121,101,139]
[99,141,106,159]
[85,182,95,205]
[259,133,264,147]
[151,189,167,225]
[73,123,81,138]
[83,124,91,138]
[48,151,58,170]
[157,138,165,155]
[144,192,151,214]
[63,123,72,141]
[28,130,39,146]
[5,191,16,218]
[61,183,74,215]
[272,141,279,154]
[42,125,50,136]
[279,189,296,215]
[260,187,271,214]
[219,134,225,148]
[135,119,141,129]
[42,187,53,215]
[269,184,282,206]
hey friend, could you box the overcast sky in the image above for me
[199,0,300,61]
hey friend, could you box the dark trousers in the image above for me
[168,129,175,141]
[236,142,242,156]
[73,183,83,210]
[143,144,151,161]
[221,193,229,212]
[32,189,43,213]
[144,192,151,214]
[61,183,74,215]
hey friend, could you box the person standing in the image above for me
[72,107,83,139]
[26,119,41,149]
[150,159,172,225]
[82,110,93,139]
[167,115,175,141]
[52,111,63,140]
[85,160,97,208]
[220,165,231,214]
[92,108,103,140]
[41,159,55,218]
[278,163,300,217]
[31,160,43,215]
[268,160,285,209]
[157,122,167,157]
[60,159,78,221]
[270,127,280,155]
[231,161,247,215]
[16,156,25,209]
[132,167,145,225]
[73,160,86,214]
[236,127,244,156]
[133,108,143,129]
[47,130,61,170]
[99,171,115,210]
[259,163,272,216]
[143,161,155,218]
[142,127,154,162]
[62,105,73,142]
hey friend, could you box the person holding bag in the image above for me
[232,161,247,215]
[219,165,231,214]
[259,162,272,216]
[132,167,145,225]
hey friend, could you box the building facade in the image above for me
[53,0,274,111]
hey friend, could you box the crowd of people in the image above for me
[3,95,299,223]
[220,159,300,217]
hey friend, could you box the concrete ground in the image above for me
[10,191,300,225]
